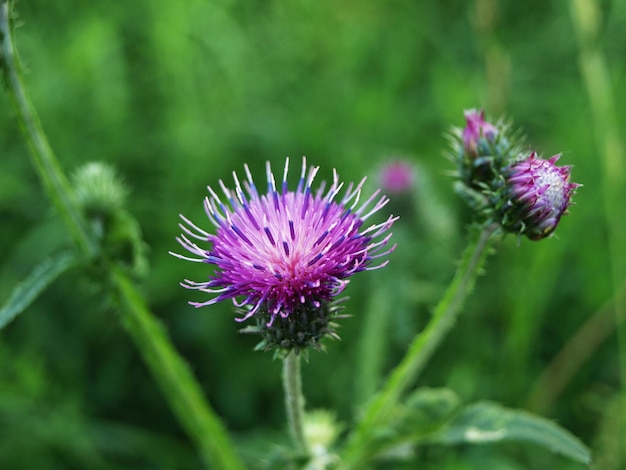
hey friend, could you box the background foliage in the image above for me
[1,0,624,468]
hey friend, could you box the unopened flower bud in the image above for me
[72,162,128,219]
[450,109,517,194]
[462,109,499,158]
[499,152,580,240]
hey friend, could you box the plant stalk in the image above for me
[0,1,96,258]
[283,351,308,454]
[1,3,244,466]
[111,265,246,470]
[341,223,499,468]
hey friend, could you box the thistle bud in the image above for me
[71,162,148,278]
[462,109,499,159]
[450,109,518,193]
[498,152,580,240]
[72,162,128,220]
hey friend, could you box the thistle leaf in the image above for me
[428,401,591,466]
[0,251,79,330]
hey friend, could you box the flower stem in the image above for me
[1,4,243,466]
[110,264,246,470]
[341,223,499,468]
[0,1,96,258]
[283,351,308,454]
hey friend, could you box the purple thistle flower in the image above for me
[462,109,499,158]
[171,157,398,329]
[501,152,580,240]
[378,159,416,194]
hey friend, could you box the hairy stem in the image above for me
[341,223,499,468]
[0,1,96,258]
[1,3,243,467]
[111,265,246,470]
[283,351,308,454]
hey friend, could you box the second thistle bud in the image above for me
[497,152,580,240]
[457,109,516,190]
[462,109,500,159]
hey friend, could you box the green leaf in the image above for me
[396,387,462,436]
[429,401,591,466]
[0,251,79,331]
[355,388,462,464]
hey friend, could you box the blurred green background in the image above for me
[1,0,625,468]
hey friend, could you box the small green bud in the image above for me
[72,162,128,220]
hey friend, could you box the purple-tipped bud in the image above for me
[462,109,499,158]
[500,152,580,240]
[452,109,516,194]
[378,159,416,194]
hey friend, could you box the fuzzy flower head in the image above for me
[172,157,397,352]
[499,152,580,240]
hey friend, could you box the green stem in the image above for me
[110,264,246,470]
[0,1,96,258]
[283,351,308,454]
[2,3,244,467]
[340,223,499,468]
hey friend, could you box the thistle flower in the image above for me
[171,157,397,352]
[499,152,580,240]
[378,159,416,195]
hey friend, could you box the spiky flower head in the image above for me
[498,152,580,240]
[171,157,397,353]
